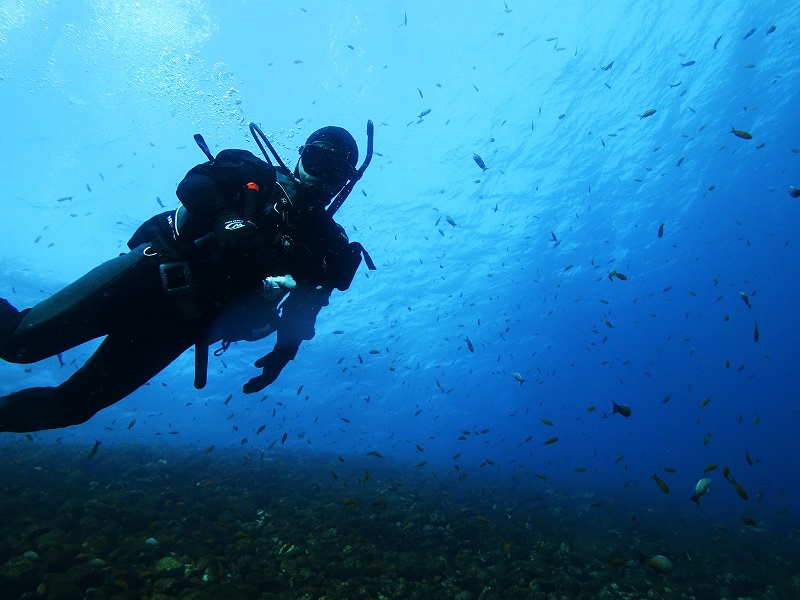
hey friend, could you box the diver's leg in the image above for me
[0,247,161,364]
[0,315,200,433]
[0,299,27,360]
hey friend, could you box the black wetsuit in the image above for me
[0,149,364,432]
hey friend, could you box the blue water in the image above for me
[1,1,799,596]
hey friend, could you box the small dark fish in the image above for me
[743,28,755,40]
[550,230,557,242]
[256,424,266,435]
[543,437,559,445]
[296,385,303,395]
[601,61,614,71]
[56,196,72,203]
[753,322,759,342]
[472,153,489,172]
[680,60,696,67]
[612,401,632,417]
[465,337,474,352]
[651,473,670,494]
[127,419,136,430]
[639,109,656,119]
[730,478,749,500]
[607,269,627,281]
[87,439,100,459]
[713,33,723,49]
[657,222,664,238]
[446,215,457,227]
[205,445,215,453]
[416,87,423,98]
[766,25,776,35]
[418,108,431,118]
[740,292,752,309]
[281,432,288,444]
[223,393,232,405]
[341,417,351,424]
[156,196,165,208]
[731,127,752,139]
[676,156,684,167]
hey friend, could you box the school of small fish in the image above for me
[9,12,789,573]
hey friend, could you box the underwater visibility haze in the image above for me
[1,1,799,598]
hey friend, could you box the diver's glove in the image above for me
[242,345,299,394]
[213,210,264,257]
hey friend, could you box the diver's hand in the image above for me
[213,210,263,257]
[242,346,298,394]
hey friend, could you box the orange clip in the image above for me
[246,182,260,192]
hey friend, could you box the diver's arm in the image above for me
[242,285,332,394]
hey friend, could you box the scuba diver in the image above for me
[0,121,376,433]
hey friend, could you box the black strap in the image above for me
[353,242,376,270]
[214,340,231,357]
[193,134,215,162]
